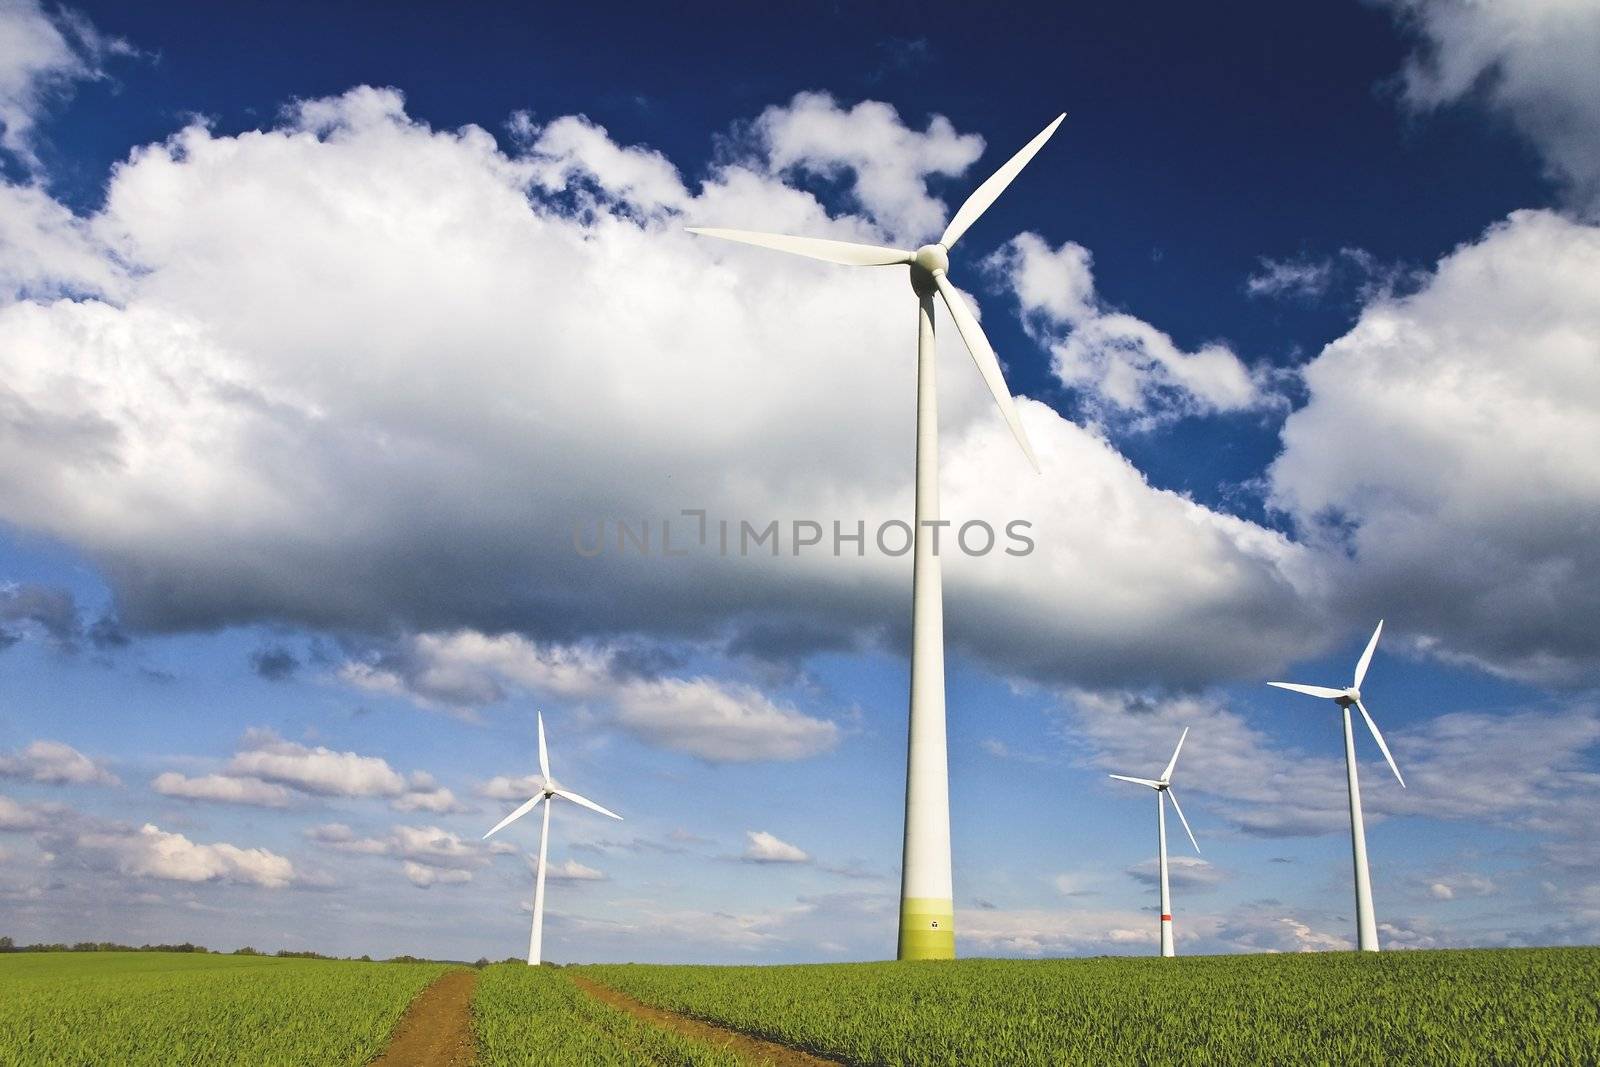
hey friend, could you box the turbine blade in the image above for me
[1355,699,1406,788]
[1108,773,1163,789]
[1267,681,1347,700]
[1166,789,1200,854]
[686,227,914,266]
[933,272,1039,471]
[537,711,551,783]
[1161,727,1190,783]
[552,787,623,821]
[483,793,545,840]
[940,113,1066,249]
[1354,619,1384,689]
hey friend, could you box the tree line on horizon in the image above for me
[0,935,530,968]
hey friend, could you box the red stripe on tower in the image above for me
[1160,914,1172,921]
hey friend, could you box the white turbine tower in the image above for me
[1269,619,1406,952]
[483,712,621,965]
[1109,727,1200,957]
[688,114,1064,960]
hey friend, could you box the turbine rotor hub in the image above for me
[909,243,949,296]
[913,243,950,274]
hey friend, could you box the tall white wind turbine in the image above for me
[1109,727,1200,957]
[1269,620,1406,952]
[483,712,621,965]
[688,114,1064,960]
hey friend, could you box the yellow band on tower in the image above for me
[898,897,955,960]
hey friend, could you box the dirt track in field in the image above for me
[372,969,477,1066]
[569,975,841,1066]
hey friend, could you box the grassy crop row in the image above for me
[0,952,449,1066]
[473,963,741,1066]
[577,947,1600,1066]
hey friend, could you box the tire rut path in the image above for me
[372,968,477,1066]
[569,974,843,1066]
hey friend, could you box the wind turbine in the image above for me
[483,712,621,965]
[1269,619,1406,952]
[688,114,1064,960]
[1109,727,1200,958]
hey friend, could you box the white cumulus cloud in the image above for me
[305,821,489,889]
[304,822,390,855]
[1269,210,1600,684]
[743,829,809,864]
[402,860,471,888]
[143,730,466,813]
[989,231,1272,426]
[0,791,54,830]
[343,630,840,763]
[1382,0,1600,216]
[389,774,469,814]
[478,774,543,801]
[227,731,408,798]
[0,0,131,165]
[1125,855,1224,890]
[542,857,605,882]
[76,822,295,889]
[753,90,984,243]
[1246,256,1334,300]
[151,772,291,808]
[0,86,1327,699]
[0,740,118,786]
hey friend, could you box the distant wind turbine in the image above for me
[1269,620,1405,952]
[483,712,621,965]
[688,114,1065,960]
[1110,727,1200,957]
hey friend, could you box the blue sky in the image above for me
[1,0,1597,962]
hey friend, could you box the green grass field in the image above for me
[0,952,450,1066]
[5,947,1599,1065]
[474,963,739,1066]
[577,948,1600,1065]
